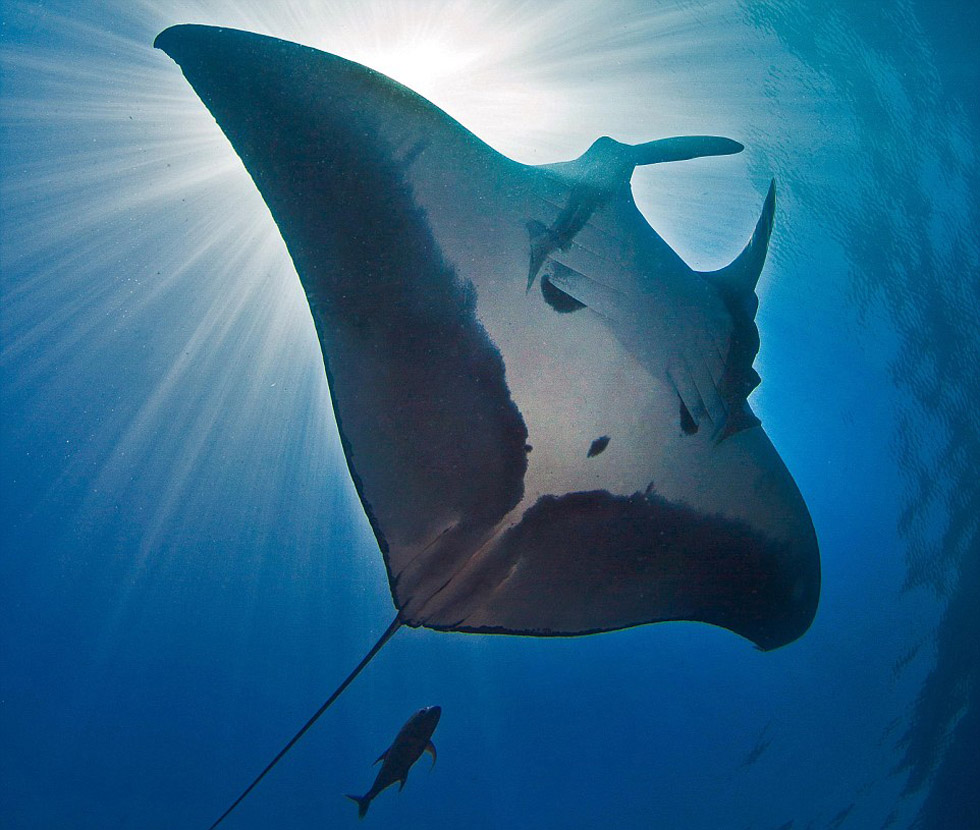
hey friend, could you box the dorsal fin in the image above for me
[703,179,776,298]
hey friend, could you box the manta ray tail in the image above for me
[207,617,402,828]
[703,179,776,298]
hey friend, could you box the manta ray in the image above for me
[154,24,819,825]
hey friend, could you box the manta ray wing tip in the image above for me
[153,24,191,52]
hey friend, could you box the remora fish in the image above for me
[347,706,441,818]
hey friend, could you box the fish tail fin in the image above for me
[346,794,371,819]
[703,179,776,297]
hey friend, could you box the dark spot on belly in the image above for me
[679,399,699,435]
[587,435,610,457]
[541,270,586,313]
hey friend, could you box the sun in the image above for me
[353,37,478,102]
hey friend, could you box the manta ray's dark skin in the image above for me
[153,24,820,826]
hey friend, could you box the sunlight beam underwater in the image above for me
[153,24,819,827]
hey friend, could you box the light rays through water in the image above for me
[3,1,975,827]
[1,0,786,617]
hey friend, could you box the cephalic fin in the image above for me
[425,740,437,767]
[629,135,744,166]
[703,179,776,297]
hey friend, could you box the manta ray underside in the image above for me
[154,24,820,825]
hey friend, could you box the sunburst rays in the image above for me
[1,0,782,578]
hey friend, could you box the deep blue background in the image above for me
[2,2,977,828]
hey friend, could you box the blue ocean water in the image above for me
[1,2,977,828]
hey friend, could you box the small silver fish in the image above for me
[347,706,441,818]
